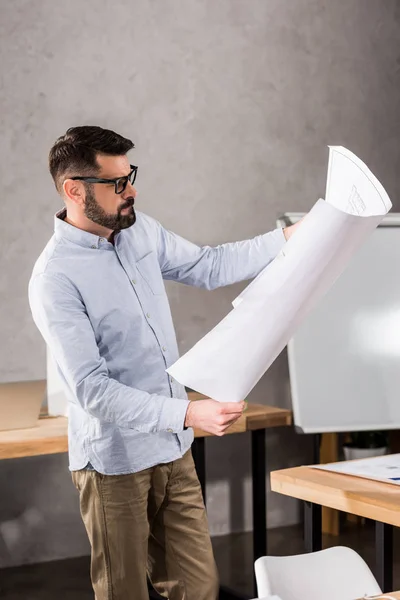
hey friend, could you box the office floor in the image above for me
[0,521,399,599]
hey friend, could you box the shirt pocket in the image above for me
[136,252,165,296]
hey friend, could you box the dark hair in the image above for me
[48,126,134,192]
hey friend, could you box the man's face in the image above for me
[83,154,137,231]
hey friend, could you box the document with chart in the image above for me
[313,453,400,487]
[167,147,392,402]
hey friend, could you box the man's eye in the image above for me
[116,178,127,193]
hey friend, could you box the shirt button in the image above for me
[170,376,174,383]
[146,313,151,318]
[131,279,136,285]
[99,237,106,243]
[162,346,166,352]
[167,428,173,433]
[91,245,96,249]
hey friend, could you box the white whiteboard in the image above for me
[279,213,400,434]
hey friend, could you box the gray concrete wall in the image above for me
[0,0,399,566]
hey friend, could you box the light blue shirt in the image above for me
[29,208,286,474]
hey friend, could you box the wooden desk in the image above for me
[0,416,68,460]
[359,593,400,600]
[271,465,400,592]
[0,393,291,460]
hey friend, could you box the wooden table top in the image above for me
[0,392,291,460]
[365,593,400,600]
[271,465,400,527]
[252,596,400,600]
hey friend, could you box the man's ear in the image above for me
[63,179,86,206]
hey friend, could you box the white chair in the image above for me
[254,546,382,600]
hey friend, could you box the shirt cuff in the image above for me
[158,397,190,433]
[267,227,287,257]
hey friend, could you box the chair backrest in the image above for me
[254,546,382,600]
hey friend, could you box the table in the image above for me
[270,465,400,592]
[251,597,400,600]
[0,393,291,600]
[358,593,400,600]
[0,416,68,459]
[248,592,400,600]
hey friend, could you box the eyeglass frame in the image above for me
[69,164,138,195]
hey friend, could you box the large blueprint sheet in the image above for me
[167,147,392,402]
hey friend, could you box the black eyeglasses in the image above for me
[70,164,138,194]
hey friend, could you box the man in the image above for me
[29,126,300,600]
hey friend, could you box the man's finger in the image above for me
[221,416,243,430]
[220,414,242,426]
[219,402,245,414]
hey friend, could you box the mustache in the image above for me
[119,197,135,211]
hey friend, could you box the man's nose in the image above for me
[123,182,137,198]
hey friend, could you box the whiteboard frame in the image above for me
[277,213,400,228]
[276,212,400,434]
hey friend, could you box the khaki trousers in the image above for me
[72,450,218,600]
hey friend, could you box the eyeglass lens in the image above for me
[116,169,136,194]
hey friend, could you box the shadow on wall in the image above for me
[0,453,89,569]
[0,507,44,565]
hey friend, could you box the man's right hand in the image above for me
[184,399,246,436]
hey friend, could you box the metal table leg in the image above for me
[251,428,267,598]
[251,428,267,561]
[192,436,206,503]
[192,436,252,599]
[218,586,251,599]
[304,501,322,553]
[375,521,393,592]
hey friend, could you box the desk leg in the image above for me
[304,501,322,553]
[192,437,206,503]
[218,586,251,599]
[192,438,251,600]
[252,428,267,561]
[375,522,393,592]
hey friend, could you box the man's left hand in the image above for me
[283,216,304,241]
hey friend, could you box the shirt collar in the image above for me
[54,208,111,249]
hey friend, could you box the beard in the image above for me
[83,186,136,231]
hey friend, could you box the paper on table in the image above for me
[313,453,400,487]
[167,147,392,402]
